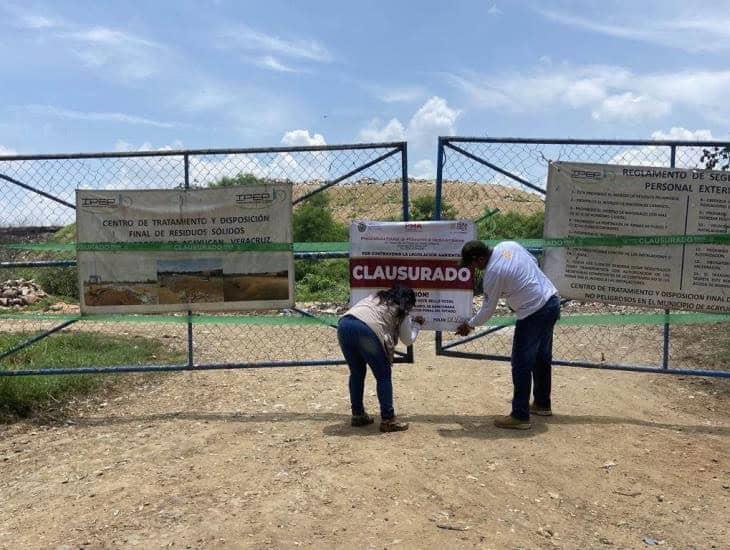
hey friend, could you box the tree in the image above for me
[292,192,348,242]
[209,173,270,187]
[701,146,730,171]
[477,209,545,240]
[409,195,457,221]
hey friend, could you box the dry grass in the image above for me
[293,180,545,223]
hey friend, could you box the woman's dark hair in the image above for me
[376,284,416,320]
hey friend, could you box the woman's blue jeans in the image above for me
[511,294,561,420]
[337,315,395,420]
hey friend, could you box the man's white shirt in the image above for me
[468,241,558,328]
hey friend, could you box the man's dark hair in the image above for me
[460,240,492,267]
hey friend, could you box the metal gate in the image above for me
[434,137,729,378]
[0,142,410,376]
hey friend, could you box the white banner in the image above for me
[76,186,293,313]
[349,220,476,330]
[544,162,729,313]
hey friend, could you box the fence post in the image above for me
[434,138,445,354]
[401,143,409,222]
[184,153,194,367]
[434,138,444,222]
[662,145,677,369]
[400,143,415,362]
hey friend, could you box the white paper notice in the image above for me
[349,220,476,330]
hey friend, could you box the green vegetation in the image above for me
[208,172,273,187]
[477,209,545,240]
[409,195,457,221]
[293,192,348,242]
[0,332,184,419]
[701,146,730,171]
[295,258,349,302]
[50,223,76,244]
[35,267,79,300]
[2,225,80,301]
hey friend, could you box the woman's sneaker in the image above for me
[380,418,409,432]
[351,413,374,427]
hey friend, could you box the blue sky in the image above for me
[1,0,729,177]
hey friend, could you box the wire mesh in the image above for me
[437,138,729,376]
[1,143,407,374]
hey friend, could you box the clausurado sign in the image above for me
[544,161,729,313]
[349,220,476,331]
[76,186,293,314]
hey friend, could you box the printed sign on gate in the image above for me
[349,220,476,331]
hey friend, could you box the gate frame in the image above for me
[434,136,730,378]
[1,141,412,376]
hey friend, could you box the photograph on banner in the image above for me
[544,161,729,313]
[349,220,476,330]
[76,186,293,314]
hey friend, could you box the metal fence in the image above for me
[435,137,730,378]
[0,142,409,376]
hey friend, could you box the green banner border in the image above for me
[1,311,727,326]
[2,234,728,253]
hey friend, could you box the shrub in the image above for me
[209,172,272,187]
[293,193,348,242]
[477,209,545,240]
[34,267,78,299]
[294,259,349,302]
[409,195,457,221]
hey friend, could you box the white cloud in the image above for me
[358,118,406,142]
[488,5,503,16]
[591,92,670,121]
[408,96,460,149]
[219,24,332,67]
[20,104,178,128]
[564,79,606,108]
[650,127,714,141]
[365,84,426,103]
[256,55,299,73]
[115,139,184,152]
[446,65,629,112]
[447,64,730,124]
[412,159,435,179]
[538,8,730,53]
[60,26,167,81]
[610,128,716,168]
[356,97,460,156]
[0,145,17,156]
[3,6,167,82]
[280,129,326,147]
[17,14,59,30]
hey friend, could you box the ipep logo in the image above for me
[234,187,286,209]
[405,223,423,231]
[570,169,615,182]
[80,194,132,210]
[82,197,117,208]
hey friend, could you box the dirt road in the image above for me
[1,335,728,549]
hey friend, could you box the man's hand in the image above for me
[456,322,473,336]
